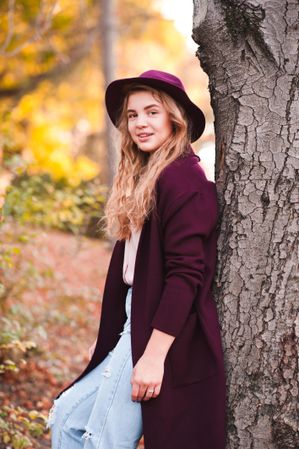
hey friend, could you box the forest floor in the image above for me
[1,226,144,448]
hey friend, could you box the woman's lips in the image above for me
[137,133,153,141]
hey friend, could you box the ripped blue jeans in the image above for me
[47,287,143,449]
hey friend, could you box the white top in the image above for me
[123,227,142,286]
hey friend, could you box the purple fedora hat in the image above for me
[105,70,205,142]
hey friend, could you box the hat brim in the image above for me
[105,76,205,142]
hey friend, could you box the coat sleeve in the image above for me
[150,180,218,337]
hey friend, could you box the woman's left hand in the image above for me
[131,353,164,402]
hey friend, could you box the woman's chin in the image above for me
[137,146,158,153]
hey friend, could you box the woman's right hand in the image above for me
[88,339,97,360]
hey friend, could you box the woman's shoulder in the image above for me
[157,149,215,200]
[156,150,218,227]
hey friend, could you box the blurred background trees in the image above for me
[0,0,214,220]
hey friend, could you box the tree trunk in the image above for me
[100,0,117,189]
[192,1,298,448]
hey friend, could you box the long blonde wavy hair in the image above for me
[103,84,191,240]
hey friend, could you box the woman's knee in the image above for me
[47,362,105,430]
[47,386,76,430]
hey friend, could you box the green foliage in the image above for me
[0,405,47,449]
[0,317,37,374]
[3,172,107,236]
[0,226,38,375]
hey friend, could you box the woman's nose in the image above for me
[136,114,148,127]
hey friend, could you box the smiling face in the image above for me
[126,90,173,153]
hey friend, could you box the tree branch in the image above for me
[0,0,16,53]
[0,0,59,58]
[0,26,98,100]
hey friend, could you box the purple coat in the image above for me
[58,147,226,449]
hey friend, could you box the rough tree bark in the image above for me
[192,1,298,448]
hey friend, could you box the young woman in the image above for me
[47,70,226,449]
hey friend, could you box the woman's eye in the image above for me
[128,113,137,119]
[149,110,158,115]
